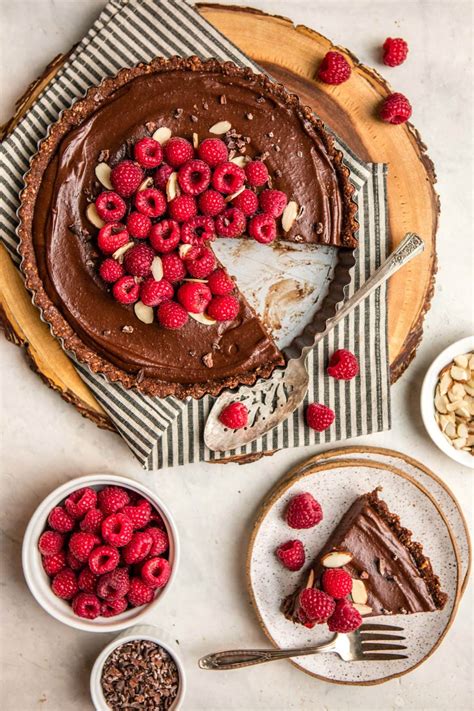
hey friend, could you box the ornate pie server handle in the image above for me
[204,233,424,452]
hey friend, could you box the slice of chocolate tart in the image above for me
[283,488,448,622]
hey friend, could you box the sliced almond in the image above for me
[454,354,469,369]
[152,126,172,144]
[445,422,457,438]
[435,394,449,414]
[446,399,465,412]
[353,603,372,616]
[281,201,298,233]
[179,244,193,259]
[86,203,105,229]
[351,579,368,605]
[457,423,469,438]
[225,185,246,203]
[451,365,469,382]
[138,176,154,192]
[452,437,467,450]
[192,132,199,149]
[469,355,474,371]
[166,172,180,201]
[95,162,113,189]
[230,155,249,167]
[112,241,134,261]
[450,383,466,400]
[189,312,217,325]
[151,255,163,281]
[456,404,471,418]
[305,569,315,589]
[439,371,452,395]
[209,120,232,135]
[134,301,154,324]
[321,551,353,568]
[463,384,474,397]
[467,435,474,447]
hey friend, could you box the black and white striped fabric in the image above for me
[0,0,391,469]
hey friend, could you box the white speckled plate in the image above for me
[300,447,471,595]
[247,459,461,685]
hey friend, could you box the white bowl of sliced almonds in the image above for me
[421,336,474,468]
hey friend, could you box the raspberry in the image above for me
[123,244,155,277]
[110,160,144,197]
[127,577,155,607]
[215,207,246,238]
[145,526,169,556]
[48,506,75,533]
[178,159,211,196]
[198,189,225,216]
[97,222,129,255]
[51,569,78,600]
[380,92,412,124]
[72,592,101,619]
[321,569,353,599]
[208,268,234,296]
[78,568,98,593]
[154,163,173,190]
[95,191,127,222]
[168,194,197,222]
[135,187,167,218]
[275,540,305,571]
[99,258,124,283]
[181,216,215,246]
[177,282,212,314]
[66,551,83,571]
[164,137,194,167]
[88,545,120,575]
[305,403,335,432]
[141,557,171,589]
[318,51,351,85]
[248,213,277,244]
[126,211,152,239]
[96,567,130,600]
[245,161,268,187]
[382,37,409,67]
[112,276,140,304]
[123,531,153,565]
[198,138,228,167]
[80,508,104,534]
[42,551,66,576]
[327,599,363,633]
[299,588,336,623]
[69,532,100,562]
[161,252,187,283]
[184,245,216,279]
[219,401,248,429]
[101,597,128,617]
[232,189,258,216]
[38,530,64,556]
[149,220,181,253]
[327,349,359,380]
[101,513,134,547]
[157,300,188,330]
[64,487,97,519]
[212,162,245,194]
[134,136,163,168]
[286,492,323,529]
[140,278,174,307]
[207,294,240,322]
[259,189,288,217]
[98,486,130,515]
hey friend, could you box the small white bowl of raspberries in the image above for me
[22,474,179,632]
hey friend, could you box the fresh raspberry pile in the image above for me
[89,132,290,330]
[38,485,171,620]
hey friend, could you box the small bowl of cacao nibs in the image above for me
[90,626,185,710]
[22,474,179,632]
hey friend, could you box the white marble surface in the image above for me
[0,1,472,709]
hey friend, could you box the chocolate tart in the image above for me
[283,488,448,621]
[18,56,358,399]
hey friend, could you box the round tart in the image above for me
[19,57,357,399]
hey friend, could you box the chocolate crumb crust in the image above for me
[18,56,358,399]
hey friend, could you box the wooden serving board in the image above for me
[0,4,438,433]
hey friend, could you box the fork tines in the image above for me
[358,623,408,660]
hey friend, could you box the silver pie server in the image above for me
[204,232,424,452]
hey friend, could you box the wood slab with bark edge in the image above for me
[0,4,438,442]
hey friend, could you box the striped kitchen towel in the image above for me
[0,0,391,469]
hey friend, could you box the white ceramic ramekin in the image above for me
[420,336,474,469]
[90,625,185,711]
[22,474,179,632]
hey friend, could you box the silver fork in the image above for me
[198,624,407,670]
